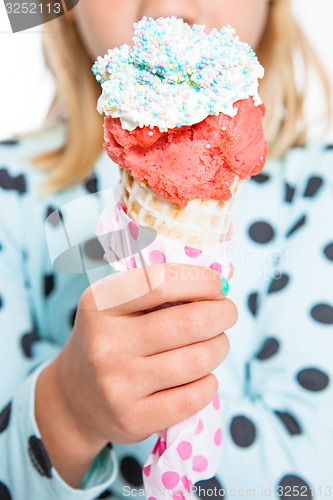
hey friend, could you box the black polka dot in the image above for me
[0,481,12,500]
[230,416,256,447]
[195,477,225,498]
[285,183,296,203]
[44,274,55,297]
[107,442,113,450]
[251,173,270,184]
[85,175,98,194]
[0,295,2,309]
[0,168,26,194]
[310,303,333,325]
[28,435,52,478]
[0,138,19,146]
[274,411,302,435]
[303,176,323,197]
[256,338,280,360]
[21,328,39,358]
[248,221,275,244]
[323,243,333,261]
[268,273,290,293]
[0,242,3,251]
[0,402,11,433]
[286,215,307,238]
[46,206,62,227]
[83,237,105,261]
[248,292,259,316]
[98,490,114,498]
[296,368,329,392]
[277,475,312,499]
[70,307,78,327]
[120,456,143,487]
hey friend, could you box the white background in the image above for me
[0,0,332,141]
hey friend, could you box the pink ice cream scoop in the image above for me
[103,97,268,206]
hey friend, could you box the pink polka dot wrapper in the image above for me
[96,188,238,499]
[97,186,237,278]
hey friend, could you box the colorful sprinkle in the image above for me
[92,17,264,131]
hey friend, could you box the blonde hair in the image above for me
[33,0,331,194]
[257,0,331,157]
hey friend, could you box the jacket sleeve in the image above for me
[0,154,117,500]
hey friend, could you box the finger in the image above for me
[137,374,219,434]
[87,263,224,314]
[132,299,237,356]
[142,333,229,394]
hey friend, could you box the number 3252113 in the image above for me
[5,3,62,14]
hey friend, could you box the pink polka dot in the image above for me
[96,220,104,235]
[115,202,126,221]
[115,202,125,221]
[192,455,208,472]
[143,465,151,477]
[194,418,204,435]
[148,497,157,500]
[212,393,220,409]
[152,438,160,455]
[214,428,222,446]
[173,491,185,500]
[181,476,193,494]
[184,246,202,258]
[149,250,166,264]
[128,221,139,240]
[209,262,222,274]
[176,441,192,461]
[159,439,166,456]
[127,257,137,270]
[162,471,180,490]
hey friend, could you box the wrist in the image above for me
[35,357,106,487]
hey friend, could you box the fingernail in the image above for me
[221,276,229,296]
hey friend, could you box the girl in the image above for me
[0,1,332,499]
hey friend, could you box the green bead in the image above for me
[221,276,230,296]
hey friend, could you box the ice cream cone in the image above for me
[119,168,240,249]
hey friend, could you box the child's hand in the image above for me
[35,263,237,486]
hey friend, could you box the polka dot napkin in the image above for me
[96,190,237,499]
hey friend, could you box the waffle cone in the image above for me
[119,168,240,249]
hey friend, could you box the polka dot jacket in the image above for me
[0,127,332,500]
